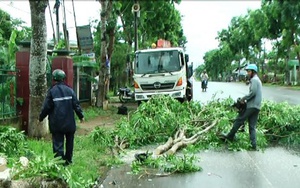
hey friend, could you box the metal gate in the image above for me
[0,69,17,119]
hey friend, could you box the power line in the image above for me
[0,1,30,15]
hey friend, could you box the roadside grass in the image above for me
[1,104,126,187]
[26,135,111,182]
[263,82,300,90]
[23,134,119,187]
[2,96,300,187]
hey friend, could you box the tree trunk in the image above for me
[154,137,173,155]
[153,121,218,156]
[28,1,49,138]
[96,0,108,107]
[97,0,114,108]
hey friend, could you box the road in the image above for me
[101,81,300,188]
[193,81,300,105]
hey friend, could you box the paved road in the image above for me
[193,81,300,105]
[102,147,300,188]
[101,81,300,188]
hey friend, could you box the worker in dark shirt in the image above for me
[39,69,84,165]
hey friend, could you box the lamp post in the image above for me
[134,12,137,52]
[133,1,140,52]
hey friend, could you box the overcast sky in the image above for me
[1,1,261,67]
[176,1,261,67]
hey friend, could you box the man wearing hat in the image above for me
[39,69,84,165]
[221,64,262,150]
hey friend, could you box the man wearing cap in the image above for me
[39,69,84,165]
[221,64,262,150]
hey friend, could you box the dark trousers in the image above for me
[52,131,75,164]
[227,108,260,148]
[201,80,207,89]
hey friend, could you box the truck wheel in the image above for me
[186,88,192,102]
[177,98,185,103]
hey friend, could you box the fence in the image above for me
[0,65,93,120]
[0,69,17,120]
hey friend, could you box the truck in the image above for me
[132,40,193,105]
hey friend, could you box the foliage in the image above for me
[90,126,114,147]
[0,30,17,69]
[202,46,234,79]
[0,9,31,69]
[0,126,28,157]
[0,72,17,119]
[91,95,300,153]
[27,135,109,187]
[259,100,300,146]
[88,95,300,175]
[10,151,94,188]
[137,1,186,48]
[78,105,120,122]
[113,95,261,151]
[113,1,186,49]
[1,95,300,185]
[0,29,18,119]
[91,1,187,90]
[72,55,98,68]
[11,152,65,180]
[204,1,300,83]
[131,153,201,174]
[113,96,200,147]
[3,128,112,187]
[0,9,31,44]
[0,104,125,187]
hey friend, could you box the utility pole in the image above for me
[62,0,70,50]
[48,1,57,45]
[54,0,60,42]
[72,0,80,54]
[133,0,139,52]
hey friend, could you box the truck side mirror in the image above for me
[185,54,189,63]
[187,65,193,78]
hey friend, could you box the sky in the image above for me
[176,1,261,67]
[0,1,100,39]
[0,0,261,68]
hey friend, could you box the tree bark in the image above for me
[96,0,108,107]
[154,120,218,156]
[97,0,114,108]
[154,137,173,155]
[28,1,49,138]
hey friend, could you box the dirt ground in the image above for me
[76,102,138,136]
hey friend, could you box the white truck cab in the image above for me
[133,47,193,104]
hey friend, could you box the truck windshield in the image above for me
[135,50,180,74]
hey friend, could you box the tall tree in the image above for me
[93,1,186,99]
[97,0,113,107]
[117,0,185,49]
[28,0,48,137]
[261,0,300,83]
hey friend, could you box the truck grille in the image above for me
[140,83,175,90]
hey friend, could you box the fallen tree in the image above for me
[90,95,300,175]
[154,120,218,155]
